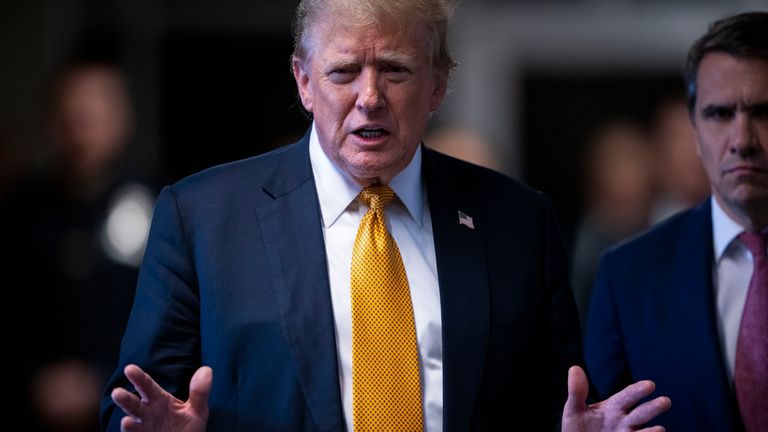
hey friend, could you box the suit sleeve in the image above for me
[584,251,632,399]
[100,186,202,431]
[540,193,585,428]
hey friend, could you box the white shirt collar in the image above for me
[309,122,425,228]
[711,196,747,261]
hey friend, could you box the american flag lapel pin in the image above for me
[458,211,475,229]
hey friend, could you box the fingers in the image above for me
[188,366,213,415]
[606,379,657,412]
[124,364,164,403]
[114,363,168,426]
[563,365,589,416]
[636,427,666,432]
[121,414,144,432]
[625,396,671,426]
[112,387,145,419]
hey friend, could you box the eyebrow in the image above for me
[376,51,418,66]
[323,59,359,70]
[324,50,418,68]
[701,103,735,113]
[701,101,768,113]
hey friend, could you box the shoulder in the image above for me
[178,142,299,190]
[162,138,309,210]
[601,201,710,268]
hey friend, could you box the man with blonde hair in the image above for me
[102,1,670,430]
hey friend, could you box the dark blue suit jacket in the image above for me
[585,199,745,431]
[101,133,583,431]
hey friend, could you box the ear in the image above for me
[429,71,448,112]
[292,56,314,113]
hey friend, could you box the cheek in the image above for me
[696,142,721,179]
[319,88,356,120]
[758,128,768,151]
[695,140,712,162]
[397,90,433,124]
[694,127,718,160]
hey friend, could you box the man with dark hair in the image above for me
[586,11,768,432]
[101,0,670,430]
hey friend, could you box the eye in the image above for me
[751,103,768,119]
[328,67,358,84]
[702,106,735,121]
[385,65,409,74]
[383,64,412,82]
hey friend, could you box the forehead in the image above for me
[696,52,768,105]
[309,16,430,62]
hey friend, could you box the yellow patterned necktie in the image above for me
[351,184,423,431]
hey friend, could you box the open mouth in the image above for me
[353,128,390,139]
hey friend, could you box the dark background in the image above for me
[522,71,683,244]
[2,0,763,247]
[162,31,308,181]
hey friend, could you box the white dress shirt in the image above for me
[308,124,444,432]
[711,197,754,382]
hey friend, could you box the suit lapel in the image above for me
[657,199,737,429]
[255,136,344,432]
[423,148,490,432]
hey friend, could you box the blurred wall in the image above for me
[1,1,47,192]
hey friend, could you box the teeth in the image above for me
[358,128,385,138]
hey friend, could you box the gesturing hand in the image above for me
[110,364,212,432]
[562,366,671,432]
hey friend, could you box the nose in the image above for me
[357,69,385,112]
[730,113,759,157]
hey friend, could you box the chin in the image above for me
[347,154,395,173]
[744,192,768,206]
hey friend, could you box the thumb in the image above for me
[563,365,589,416]
[188,366,213,415]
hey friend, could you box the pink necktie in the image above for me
[735,230,768,432]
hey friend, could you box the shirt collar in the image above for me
[309,122,425,228]
[711,196,747,261]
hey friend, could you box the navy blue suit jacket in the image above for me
[101,133,582,431]
[585,199,745,431]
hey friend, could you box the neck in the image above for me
[715,195,768,232]
[354,176,387,187]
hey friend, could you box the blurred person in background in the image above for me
[570,119,656,329]
[2,58,155,432]
[425,125,505,172]
[586,11,768,431]
[649,95,710,224]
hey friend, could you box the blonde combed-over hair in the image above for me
[292,0,457,74]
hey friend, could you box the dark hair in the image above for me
[684,11,768,115]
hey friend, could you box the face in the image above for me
[693,52,768,227]
[293,17,447,185]
[55,67,132,176]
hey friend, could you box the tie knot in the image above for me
[359,184,395,211]
[740,230,768,258]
